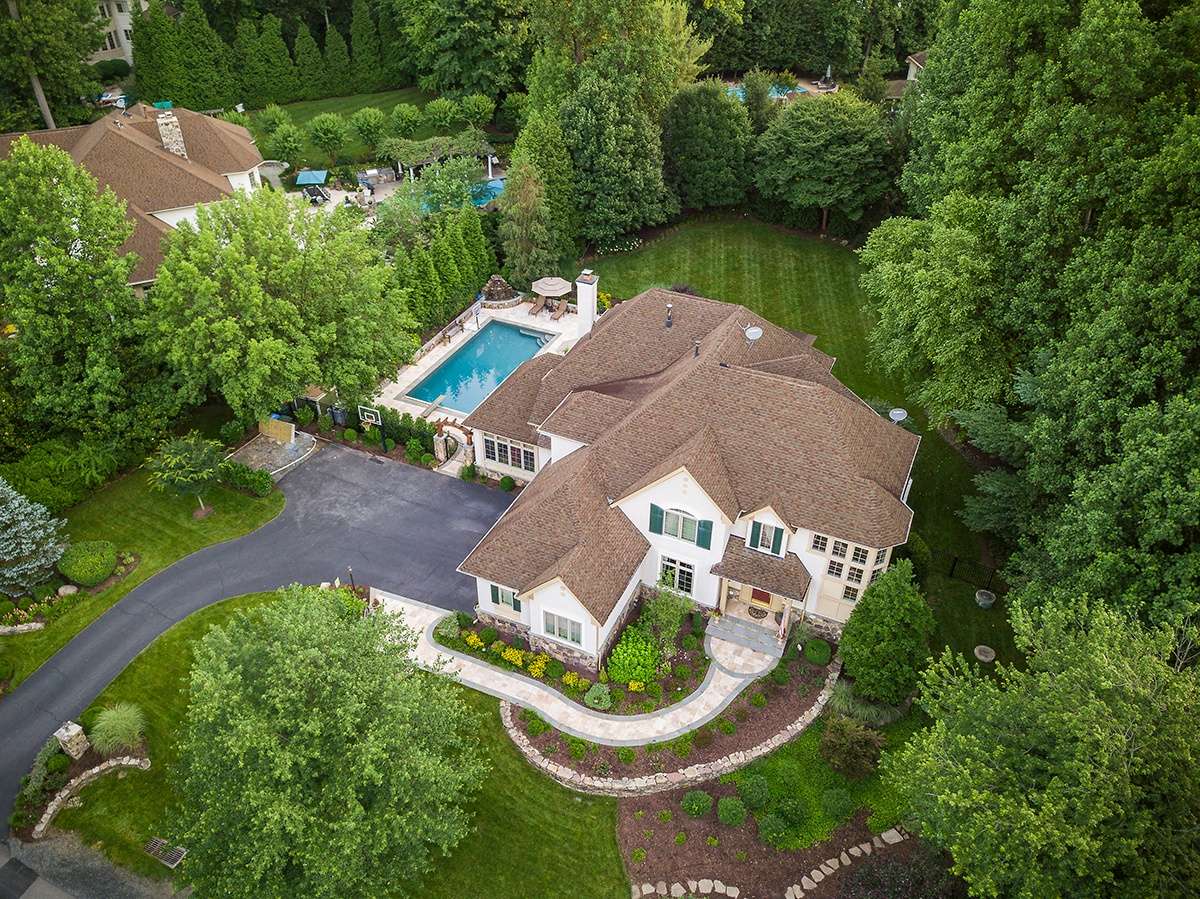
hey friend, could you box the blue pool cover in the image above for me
[407,320,549,414]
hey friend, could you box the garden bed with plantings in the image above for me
[616,695,926,898]
[0,546,140,632]
[434,590,716,717]
[9,702,148,839]
[514,632,837,779]
[293,405,445,471]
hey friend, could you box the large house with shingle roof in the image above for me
[459,275,920,670]
[0,103,264,285]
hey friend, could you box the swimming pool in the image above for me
[727,84,806,100]
[471,178,505,206]
[406,320,551,415]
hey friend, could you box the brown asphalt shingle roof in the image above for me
[0,104,261,284]
[461,290,920,622]
[462,353,560,445]
[538,390,633,444]
[711,535,813,602]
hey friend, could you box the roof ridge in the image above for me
[719,359,875,411]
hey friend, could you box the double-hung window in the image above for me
[842,586,859,602]
[851,546,869,565]
[827,560,844,578]
[661,556,694,595]
[489,584,521,612]
[750,521,784,556]
[875,548,888,566]
[663,509,698,544]
[544,611,582,645]
[832,540,848,559]
[482,435,536,473]
[811,533,828,553]
[869,569,882,584]
[847,566,864,585]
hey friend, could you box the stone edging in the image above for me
[33,756,150,839]
[501,659,841,797]
[0,622,45,635]
[629,826,911,899]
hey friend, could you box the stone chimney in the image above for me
[156,111,187,159]
[575,269,598,336]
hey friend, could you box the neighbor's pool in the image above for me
[406,320,551,415]
[727,84,805,100]
[471,178,505,206]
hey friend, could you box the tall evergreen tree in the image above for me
[349,0,383,93]
[559,70,677,245]
[292,23,326,101]
[511,110,578,259]
[175,0,235,110]
[231,19,269,110]
[0,477,66,598]
[498,159,557,289]
[131,0,186,105]
[255,15,300,106]
[430,226,465,322]
[323,24,352,97]
[662,80,752,210]
[403,245,443,330]
[456,206,495,285]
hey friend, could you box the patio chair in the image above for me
[550,297,568,320]
[528,295,547,315]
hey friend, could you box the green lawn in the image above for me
[251,88,441,168]
[0,471,284,694]
[727,713,925,849]
[590,214,1018,665]
[57,593,628,898]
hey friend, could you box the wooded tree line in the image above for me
[857,0,1200,894]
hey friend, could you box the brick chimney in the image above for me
[156,111,187,159]
[575,269,598,336]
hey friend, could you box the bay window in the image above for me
[482,434,536,473]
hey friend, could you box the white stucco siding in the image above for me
[546,432,586,464]
[150,205,199,229]
[597,567,643,655]
[527,579,599,656]
[616,469,729,609]
[472,428,545,482]
[225,168,261,192]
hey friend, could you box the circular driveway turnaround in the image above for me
[0,443,512,835]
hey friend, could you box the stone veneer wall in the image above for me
[476,608,598,671]
[501,659,842,796]
[0,622,44,635]
[33,756,151,838]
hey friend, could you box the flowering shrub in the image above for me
[562,670,584,689]
[501,646,524,667]
[527,653,550,678]
[606,626,659,684]
[628,680,645,692]
[596,236,643,255]
[490,640,507,655]
[464,631,485,650]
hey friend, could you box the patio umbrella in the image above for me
[295,169,328,186]
[530,276,572,297]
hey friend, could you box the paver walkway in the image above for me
[377,590,780,746]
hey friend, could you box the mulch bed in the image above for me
[620,787,878,899]
[519,648,833,778]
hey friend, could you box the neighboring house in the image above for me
[906,50,928,81]
[0,104,264,286]
[459,276,920,670]
[89,1,148,65]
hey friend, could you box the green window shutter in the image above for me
[512,595,522,612]
[490,584,500,604]
[771,526,783,555]
[649,503,664,534]
[696,519,712,550]
[749,521,762,549]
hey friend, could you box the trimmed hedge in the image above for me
[804,638,832,666]
[218,461,274,497]
[717,796,747,827]
[682,789,713,818]
[57,540,117,587]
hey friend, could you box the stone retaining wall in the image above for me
[501,660,841,797]
[0,622,45,635]
[33,756,151,839]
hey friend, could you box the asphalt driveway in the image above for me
[0,443,512,834]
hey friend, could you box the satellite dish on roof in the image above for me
[744,325,763,343]
[889,408,908,424]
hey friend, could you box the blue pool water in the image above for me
[471,178,505,206]
[727,84,804,100]
[407,320,550,414]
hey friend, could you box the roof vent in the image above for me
[665,302,673,328]
[889,408,908,424]
[692,337,701,358]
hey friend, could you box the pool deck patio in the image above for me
[376,301,578,424]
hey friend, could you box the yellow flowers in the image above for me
[562,670,583,689]
[502,646,524,667]
[527,653,550,679]
[628,680,645,693]
[464,631,485,650]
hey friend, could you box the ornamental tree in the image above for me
[265,121,305,167]
[146,431,223,512]
[887,604,1200,898]
[389,102,422,137]
[754,90,891,229]
[838,559,933,704]
[459,93,495,128]
[662,80,752,210]
[350,106,387,156]
[0,477,67,598]
[307,112,348,166]
[174,585,486,898]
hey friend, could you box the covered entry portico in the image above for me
[710,535,812,645]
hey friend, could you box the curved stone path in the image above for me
[500,658,840,796]
[377,590,780,746]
